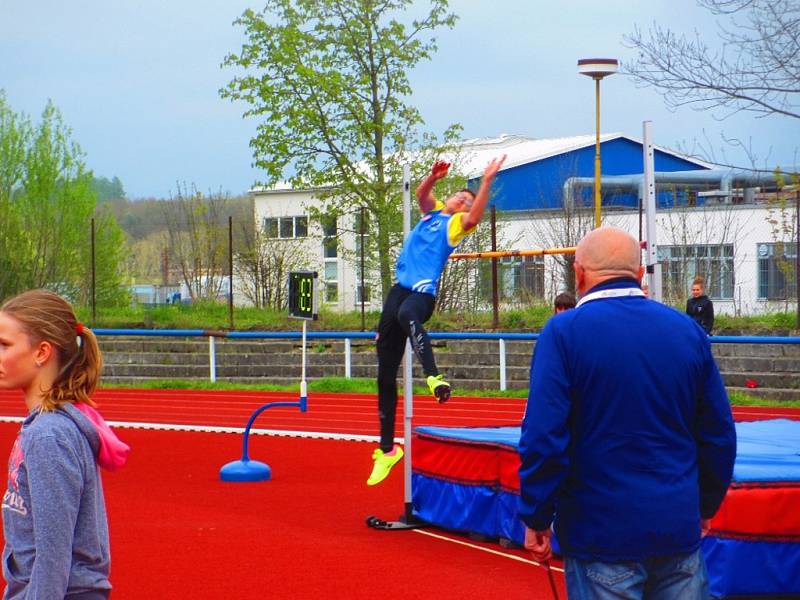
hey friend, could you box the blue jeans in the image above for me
[564,549,709,600]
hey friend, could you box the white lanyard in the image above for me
[576,286,645,308]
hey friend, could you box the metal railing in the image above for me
[93,329,799,390]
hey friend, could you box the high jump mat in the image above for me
[411,419,800,599]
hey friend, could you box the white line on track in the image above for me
[0,415,380,442]
[412,529,564,573]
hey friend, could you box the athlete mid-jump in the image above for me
[367,155,506,486]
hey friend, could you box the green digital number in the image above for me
[289,271,317,320]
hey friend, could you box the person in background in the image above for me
[518,227,736,600]
[367,155,506,486]
[686,275,714,334]
[0,289,129,599]
[553,292,576,314]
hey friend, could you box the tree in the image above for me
[0,92,127,306]
[221,0,460,298]
[234,223,310,309]
[624,0,800,122]
[92,175,126,201]
[162,184,233,302]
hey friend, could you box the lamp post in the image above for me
[578,58,618,228]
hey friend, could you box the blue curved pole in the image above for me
[239,400,307,462]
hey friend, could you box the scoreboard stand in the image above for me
[219,271,317,482]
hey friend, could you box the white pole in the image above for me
[401,164,414,515]
[643,121,663,302]
[300,320,308,401]
[344,337,352,379]
[499,339,507,391]
[209,336,217,383]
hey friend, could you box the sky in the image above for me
[2,0,798,199]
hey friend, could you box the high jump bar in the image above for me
[449,246,577,260]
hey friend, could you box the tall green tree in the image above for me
[92,175,126,201]
[221,0,460,297]
[0,92,128,306]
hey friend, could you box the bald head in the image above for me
[574,227,642,293]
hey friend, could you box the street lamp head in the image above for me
[578,58,619,79]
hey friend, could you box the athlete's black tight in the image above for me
[376,284,438,452]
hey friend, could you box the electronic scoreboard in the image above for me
[288,271,318,320]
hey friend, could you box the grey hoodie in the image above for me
[2,404,112,599]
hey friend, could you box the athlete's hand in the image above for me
[431,160,451,179]
[483,154,506,180]
[524,526,553,562]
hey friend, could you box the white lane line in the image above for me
[0,416,379,442]
[412,529,565,573]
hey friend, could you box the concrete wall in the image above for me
[99,337,800,401]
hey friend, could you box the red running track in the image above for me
[0,388,531,437]
[0,389,797,437]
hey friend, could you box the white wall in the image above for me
[254,187,797,316]
[500,203,797,315]
[253,187,381,312]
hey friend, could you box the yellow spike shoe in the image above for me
[367,445,404,486]
[427,374,451,403]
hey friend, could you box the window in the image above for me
[324,261,338,280]
[280,218,294,238]
[262,216,308,239]
[323,218,337,258]
[325,282,338,303]
[295,216,308,237]
[263,218,278,238]
[356,284,371,304]
[479,256,545,303]
[657,244,734,299]
[322,217,338,302]
[757,243,797,300]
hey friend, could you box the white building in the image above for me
[252,134,798,316]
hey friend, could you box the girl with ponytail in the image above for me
[0,289,129,599]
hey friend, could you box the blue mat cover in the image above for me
[413,420,800,598]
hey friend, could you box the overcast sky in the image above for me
[3,0,797,198]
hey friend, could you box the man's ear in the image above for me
[34,341,55,367]
[573,260,585,290]
[637,265,645,282]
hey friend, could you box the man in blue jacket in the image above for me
[518,227,736,599]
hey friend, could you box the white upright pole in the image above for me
[401,164,414,518]
[642,121,663,302]
[209,336,217,383]
[300,320,307,402]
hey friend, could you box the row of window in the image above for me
[263,216,308,239]
[471,243,796,303]
[266,213,796,304]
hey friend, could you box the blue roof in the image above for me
[465,135,709,211]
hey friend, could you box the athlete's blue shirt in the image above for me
[395,202,473,296]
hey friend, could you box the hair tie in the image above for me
[76,322,85,336]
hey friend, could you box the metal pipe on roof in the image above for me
[563,169,781,207]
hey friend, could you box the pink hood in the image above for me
[74,403,131,470]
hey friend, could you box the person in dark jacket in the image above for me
[553,292,576,314]
[518,227,736,600]
[686,275,715,334]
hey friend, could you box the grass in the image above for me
[104,376,527,397]
[103,377,798,407]
[79,301,797,333]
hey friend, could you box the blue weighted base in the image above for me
[219,459,272,482]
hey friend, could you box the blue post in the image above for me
[219,400,305,482]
